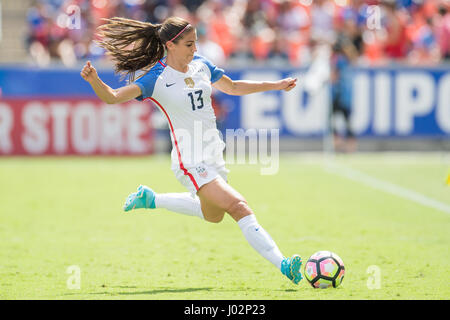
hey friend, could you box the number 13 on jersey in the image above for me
[188,90,204,111]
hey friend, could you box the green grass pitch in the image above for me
[0,153,449,300]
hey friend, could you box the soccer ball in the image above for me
[303,251,345,289]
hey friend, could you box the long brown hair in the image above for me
[96,16,194,82]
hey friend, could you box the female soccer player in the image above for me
[80,16,302,285]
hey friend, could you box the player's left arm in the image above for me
[212,74,297,96]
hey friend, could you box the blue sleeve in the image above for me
[133,65,163,101]
[194,54,224,83]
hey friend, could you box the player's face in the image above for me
[173,30,198,64]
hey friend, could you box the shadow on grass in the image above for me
[87,287,213,296]
[119,287,214,296]
[61,286,302,297]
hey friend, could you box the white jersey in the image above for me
[134,54,226,172]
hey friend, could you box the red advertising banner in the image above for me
[0,98,153,155]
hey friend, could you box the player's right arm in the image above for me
[80,61,142,104]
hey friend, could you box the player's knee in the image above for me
[227,199,253,221]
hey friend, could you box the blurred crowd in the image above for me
[26,0,450,68]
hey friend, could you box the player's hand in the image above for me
[80,61,98,83]
[278,78,297,92]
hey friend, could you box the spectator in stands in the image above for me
[205,0,235,58]
[310,0,337,45]
[196,23,226,67]
[26,1,52,66]
[266,30,290,67]
[276,0,310,33]
[435,2,450,60]
[228,34,256,67]
[408,17,441,65]
[380,0,409,61]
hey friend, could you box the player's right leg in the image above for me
[281,255,303,284]
[197,177,303,284]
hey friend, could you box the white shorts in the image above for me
[172,161,229,196]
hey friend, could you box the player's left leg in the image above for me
[123,185,155,211]
[197,177,303,284]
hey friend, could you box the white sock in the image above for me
[237,214,284,270]
[154,193,204,220]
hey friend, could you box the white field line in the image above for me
[323,162,450,215]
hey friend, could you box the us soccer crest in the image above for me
[195,165,208,178]
[184,77,195,88]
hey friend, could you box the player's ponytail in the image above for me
[96,16,193,82]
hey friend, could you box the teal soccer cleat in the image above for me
[281,255,303,284]
[123,185,156,212]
